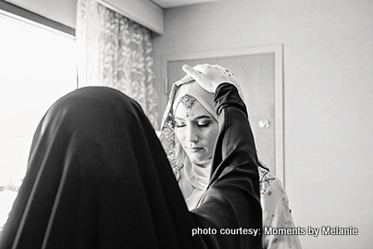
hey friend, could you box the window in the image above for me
[0,13,77,229]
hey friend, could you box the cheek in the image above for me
[205,126,219,149]
[206,135,217,149]
[174,129,185,143]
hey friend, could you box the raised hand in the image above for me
[183,64,244,100]
[182,64,238,94]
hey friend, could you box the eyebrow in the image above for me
[175,115,213,121]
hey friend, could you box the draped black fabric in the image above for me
[0,87,204,248]
[192,84,262,248]
[0,86,261,249]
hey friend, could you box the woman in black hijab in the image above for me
[0,64,262,248]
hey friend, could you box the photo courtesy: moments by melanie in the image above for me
[191,225,359,237]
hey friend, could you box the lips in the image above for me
[189,147,203,152]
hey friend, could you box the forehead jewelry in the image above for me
[180,94,196,117]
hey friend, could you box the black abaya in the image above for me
[0,85,261,248]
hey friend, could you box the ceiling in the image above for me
[149,0,221,9]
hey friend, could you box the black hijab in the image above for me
[0,87,204,248]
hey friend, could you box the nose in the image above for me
[185,125,198,144]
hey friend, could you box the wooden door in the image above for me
[161,45,283,181]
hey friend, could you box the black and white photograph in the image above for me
[0,0,372,248]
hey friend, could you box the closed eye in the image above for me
[174,116,185,128]
[175,122,186,128]
[197,121,211,128]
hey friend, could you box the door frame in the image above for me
[161,44,285,185]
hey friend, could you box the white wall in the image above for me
[153,0,373,248]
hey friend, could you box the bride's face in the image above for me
[174,98,219,167]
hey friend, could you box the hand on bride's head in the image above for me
[182,64,243,99]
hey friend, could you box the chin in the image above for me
[191,157,211,167]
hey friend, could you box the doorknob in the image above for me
[258,119,270,129]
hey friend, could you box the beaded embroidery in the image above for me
[180,94,196,110]
[159,75,195,181]
[173,163,184,181]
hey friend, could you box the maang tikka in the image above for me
[180,94,196,117]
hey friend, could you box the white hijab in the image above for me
[159,75,217,210]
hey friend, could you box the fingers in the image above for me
[182,63,238,94]
[182,64,204,82]
[182,64,214,93]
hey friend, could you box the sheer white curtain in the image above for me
[76,0,159,129]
